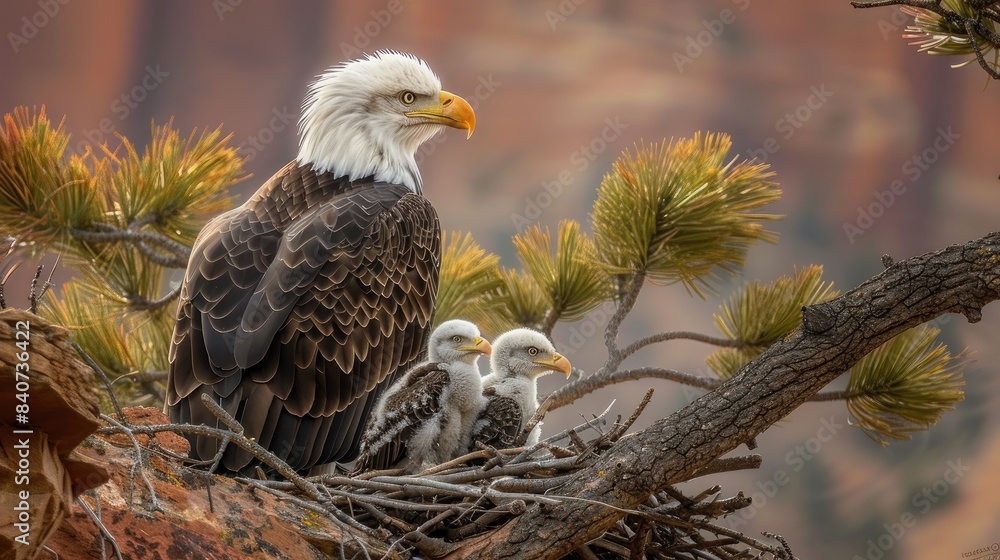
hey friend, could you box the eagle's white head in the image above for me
[489,328,572,381]
[427,319,492,366]
[297,50,476,193]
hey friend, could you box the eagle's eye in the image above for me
[452,335,463,343]
[527,347,538,356]
[399,91,416,105]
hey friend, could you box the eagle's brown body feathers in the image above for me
[167,162,441,473]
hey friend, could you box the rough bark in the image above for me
[445,232,1000,559]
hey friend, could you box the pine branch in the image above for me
[540,367,723,413]
[604,271,644,363]
[126,285,183,312]
[512,221,610,336]
[592,134,781,296]
[707,265,838,378]
[435,231,505,332]
[70,223,191,268]
[621,329,743,360]
[452,232,1000,560]
[853,0,1000,78]
[844,325,967,444]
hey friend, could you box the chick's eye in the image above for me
[527,347,538,356]
[399,91,416,105]
[452,335,463,343]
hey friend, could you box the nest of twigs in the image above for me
[91,385,795,560]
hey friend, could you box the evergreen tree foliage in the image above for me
[0,106,969,446]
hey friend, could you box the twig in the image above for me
[605,271,645,360]
[70,224,191,268]
[76,495,124,560]
[372,475,563,507]
[575,544,601,560]
[351,500,414,533]
[324,486,469,511]
[126,285,182,311]
[692,518,793,558]
[416,449,494,475]
[655,492,753,519]
[198,394,328,502]
[405,531,458,558]
[489,474,576,493]
[540,307,562,339]
[537,367,722,416]
[761,531,796,560]
[607,388,653,440]
[447,500,526,540]
[0,237,21,310]
[513,400,614,464]
[588,537,631,557]
[72,341,127,424]
[28,256,58,312]
[852,0,1000,79]
[244,479,378,537]
[99,414,162,512]
[621,330,742,359]
[433,456,585,485]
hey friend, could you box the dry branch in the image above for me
[446,232,1000,559]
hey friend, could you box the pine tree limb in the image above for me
[445,232,1000,560]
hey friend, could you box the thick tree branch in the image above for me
[448,232,1000,559]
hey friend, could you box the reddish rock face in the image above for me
[0,310,109,560]
[46,407,372,560]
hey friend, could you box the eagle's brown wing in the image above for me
[353,362,450,472]
[471,389,523,450]
[167,164,440,473]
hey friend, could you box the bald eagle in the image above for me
[469,328,571,451]
[355,319,491,473]
[166,51,476,474]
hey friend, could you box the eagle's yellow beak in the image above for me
[533,352,572,379]
[458,336,492,357]
[405,90,476,138]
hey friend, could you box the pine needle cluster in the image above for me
[591,133,782,297]
[2,106,970,444]
[845,325,967,444]
[902,0,998,70]
[854,0,1000,79]
[433,231,505,332]
[707,266,838,378]
[0,106,243,405]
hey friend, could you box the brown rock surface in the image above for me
[45,431,374,560]
[0,309,109,560]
